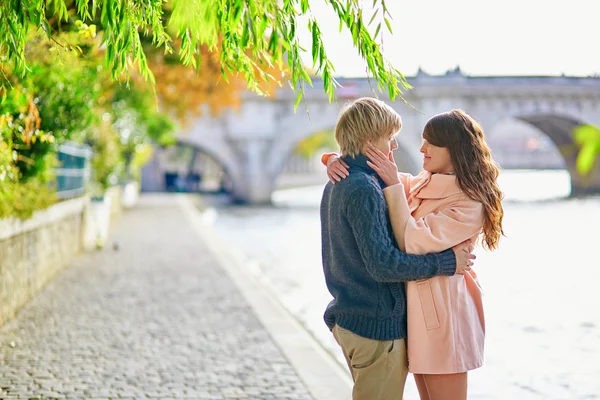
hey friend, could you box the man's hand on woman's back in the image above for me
[452,240,476,275]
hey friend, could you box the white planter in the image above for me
[121,181,140,208]
[83,195,112,250]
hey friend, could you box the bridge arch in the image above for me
[146,139,234,193]
[486,113,599,196]
[176,137,239,184]
[516,114,599,196]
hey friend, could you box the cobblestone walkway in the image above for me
[0,199,313,400]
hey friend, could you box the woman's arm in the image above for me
[382,183,412,251]
[384,186,484,255]
[321,152,339,166]
[321,152,350,183]
[396,172,413,197]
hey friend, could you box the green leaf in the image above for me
[574,124,600,146]
[351,23,358,44]
[318,43,325,68]
[300,0,309,14]
[294,89,303,111]
[311,20,319,67]
[368,10,378,26]
[576,145,598,175]
[241,25,250,47]
[100,0,109,27]
[374,23,381,39]
[384,17,393,33]
[574,124,600,175]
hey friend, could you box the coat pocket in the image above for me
[416,280,440,330]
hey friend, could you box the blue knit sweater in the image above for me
[320,154,457,341]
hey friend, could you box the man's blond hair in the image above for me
[335,97,402,157]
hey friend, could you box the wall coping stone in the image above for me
[0,196,88,241]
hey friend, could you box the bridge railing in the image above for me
[55,142,92,200]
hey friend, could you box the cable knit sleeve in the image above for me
[384,185,484,255]
[345,181,456,282]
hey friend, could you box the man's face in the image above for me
[368,134,399,158]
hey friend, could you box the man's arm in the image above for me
[346,181,457,282]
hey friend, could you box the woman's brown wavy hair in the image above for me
[423,109,504,250]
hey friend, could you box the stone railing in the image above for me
[0,181,141,327]
[0,197,88,326]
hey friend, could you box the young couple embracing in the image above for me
[320,97,504,400]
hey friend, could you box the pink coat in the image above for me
[383,171,486,374]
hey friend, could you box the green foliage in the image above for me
[0,84,57,219]
[295,130,337,159]
[0,0,410,105]
[88,121,123,192]
[0,181,57,220]
[574,124,600,175]
[129,143,155,181]
[0,27,104,217]
[0,81,57,182]
[0,137,15,183]
[25,32,105,142]
[1,24,176,218]
[111,83,176,148]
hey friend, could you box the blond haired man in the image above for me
[320,98,473,399]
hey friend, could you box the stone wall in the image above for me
[0,197,87,327]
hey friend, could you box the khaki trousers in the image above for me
[332,325,408,400]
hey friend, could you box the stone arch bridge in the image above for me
[176,69,600,204]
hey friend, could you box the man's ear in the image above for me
[359,141,369,154]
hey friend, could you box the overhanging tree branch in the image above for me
[0,0,410,104]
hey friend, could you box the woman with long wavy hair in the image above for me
[324,109,504,400]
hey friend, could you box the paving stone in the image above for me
[0,201,313,400]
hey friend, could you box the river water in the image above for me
[204,170,600,400]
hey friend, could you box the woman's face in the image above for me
[420,138,454,173]
[370,134,399,158]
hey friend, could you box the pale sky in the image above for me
[298,0,600,77]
